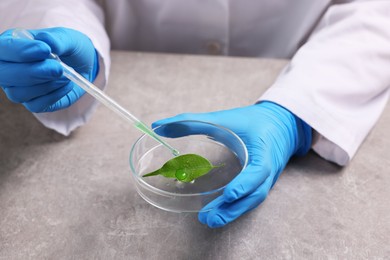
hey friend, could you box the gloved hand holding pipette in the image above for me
[0,28,99,112]
[2,27,179,155]
[152,102,312,228]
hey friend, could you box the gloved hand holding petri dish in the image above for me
[136,102,311,228]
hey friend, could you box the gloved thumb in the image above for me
[152,112,216,127]
[151,112,218,137]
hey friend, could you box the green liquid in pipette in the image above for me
[135,121,180,156]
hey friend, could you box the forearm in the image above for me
[260,0,390,165]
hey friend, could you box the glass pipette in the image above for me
[12,28,180,156]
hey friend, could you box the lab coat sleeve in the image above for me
[0,0,110,135]
[260,1,390,166]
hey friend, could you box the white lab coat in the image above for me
[1,0,389,166]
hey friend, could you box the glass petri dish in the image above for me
[129,120,248,213]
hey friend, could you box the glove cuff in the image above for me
[294,117,312,156]
[255,101,312,157]
[90,50,100,82]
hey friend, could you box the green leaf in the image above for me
[142,154,223,183]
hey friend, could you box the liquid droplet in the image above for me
[175,169,188,181]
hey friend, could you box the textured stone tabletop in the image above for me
[1,51,389,259]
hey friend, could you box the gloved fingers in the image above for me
[151,113,247,160]
[198,195,226,224]
[222,162,271,203]
[34,28,98,80]
[34,28,87,57]
[199,175,273,228]
[44,85,85,112]
[22,82,75,113]
[0,59,63,86]
[2,78,69,103]
[0,30,51,62]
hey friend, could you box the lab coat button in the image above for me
[207,41,222,55]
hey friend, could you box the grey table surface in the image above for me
[1,51,389,260]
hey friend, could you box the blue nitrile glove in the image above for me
[0,27,99,112]
[152,101,312,228]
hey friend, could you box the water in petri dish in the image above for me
[138,136,243,194]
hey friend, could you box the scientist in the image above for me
[0,0,389,228]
